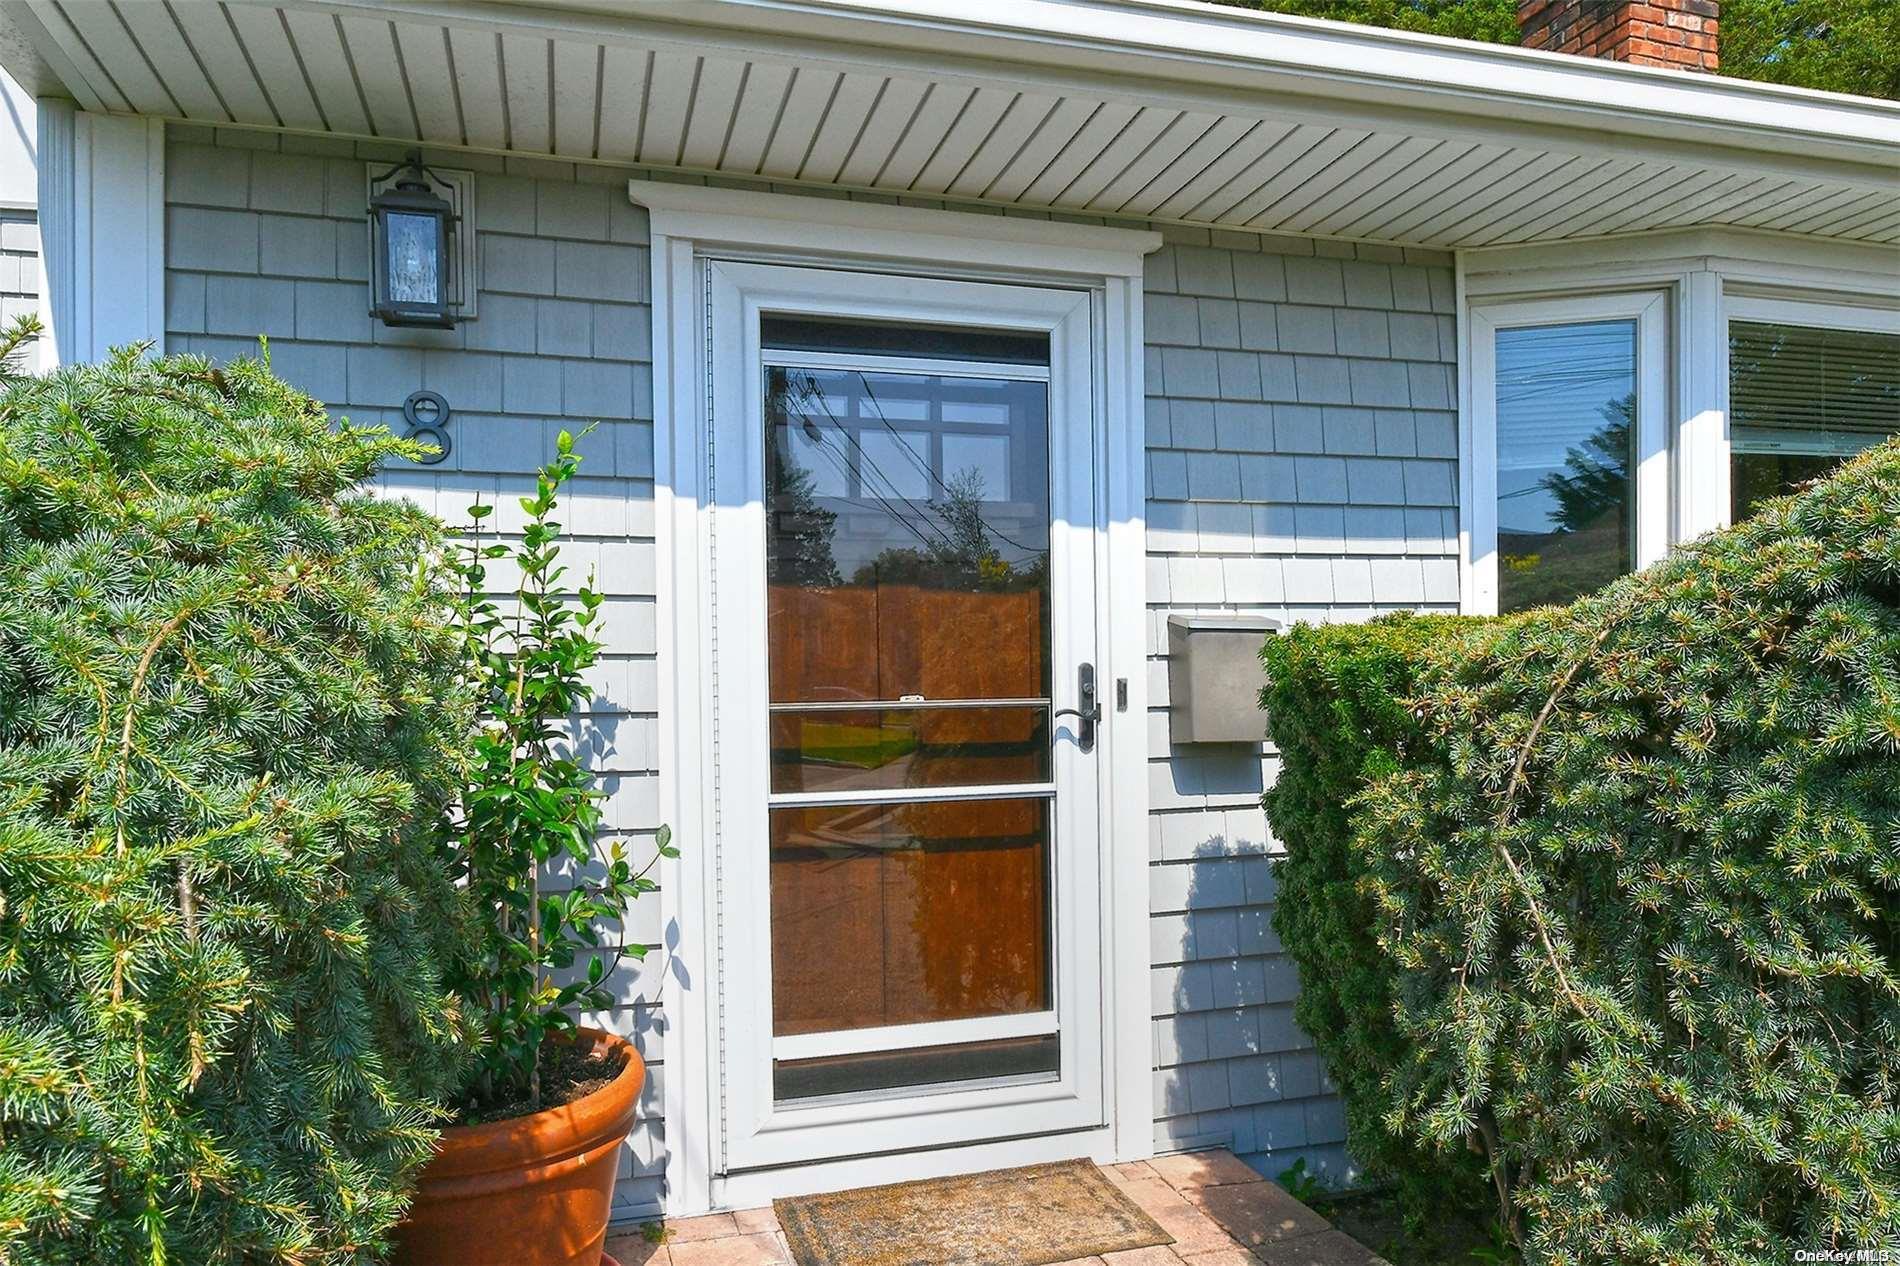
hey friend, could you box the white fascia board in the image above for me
[754,0,1900,148]
[1463,226,1900,300]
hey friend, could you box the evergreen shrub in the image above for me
[0,339,476,1264]
[1260,612,1490,1214]
[1264,440,1900,1262]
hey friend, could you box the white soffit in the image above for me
[9,0,1900,249]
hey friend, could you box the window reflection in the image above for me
[1495,320,1637,612]
[769,797,1052,1037]
[765,365,1052,704]
[1732,452,1840,522]
[760,327,1059,1102]
[770,705,1050,793]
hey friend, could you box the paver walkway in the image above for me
[605,1149,1388,1266]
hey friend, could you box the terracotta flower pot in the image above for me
[395,1028,646,1266]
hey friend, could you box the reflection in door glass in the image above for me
[769,797,1052,1037]
[762,332,1060,1103]
[768,795,1055,1100]
[765,365,1052,704]
[769,705,1050,793]
[775,1035,1060,1102]
[1495,320,1637,613]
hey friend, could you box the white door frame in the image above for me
[637,181,1159,1214]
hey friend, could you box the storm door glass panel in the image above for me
[769,799,1051,1035]
[762,318,1058,1101]
[1495,320,1638,613]
[1729,321,1900,521]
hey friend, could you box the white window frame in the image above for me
[1460,231,1900,611]
[1464,290,1670,616]
[635,180,1158,1215]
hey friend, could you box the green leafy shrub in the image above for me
[0,338,476,1264]
[1262,613,1491,1216]
[1266,440,1900,1262]
[446,430,670,1118]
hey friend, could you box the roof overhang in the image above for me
[5,0,1898,249]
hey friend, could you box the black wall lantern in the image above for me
[368,152,464,328]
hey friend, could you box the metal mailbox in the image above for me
[1167,613,1282,745]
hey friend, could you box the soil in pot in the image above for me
[456,1042,627,1126]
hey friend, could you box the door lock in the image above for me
[1053,662,1102,753]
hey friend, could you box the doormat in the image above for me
[774,1158,1172,1266]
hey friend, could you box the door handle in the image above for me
[1053,662,1101,753]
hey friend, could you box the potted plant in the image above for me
[396,429,675,1266]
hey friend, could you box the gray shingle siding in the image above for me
[164,128,1465,1209]
[1144,226,1459,1181]
[164,130,666,1219]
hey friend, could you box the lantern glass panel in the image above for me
[384,210,441,305]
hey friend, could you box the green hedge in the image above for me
[1262,613,1490,1214]
[0,346,476,1264]
[1263,440,1900,1262]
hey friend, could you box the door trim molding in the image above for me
[640,182,1157,1215]
[631,179,1159,279]
[712,1126,1118,1212]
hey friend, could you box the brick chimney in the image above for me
[1518,0,1719,72]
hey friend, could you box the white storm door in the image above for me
[706,261,1106,1173]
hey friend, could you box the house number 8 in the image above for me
[403,390,452,465]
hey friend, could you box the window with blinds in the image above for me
[1729,320,1900,520]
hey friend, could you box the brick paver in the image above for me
[668,1231,793,1265]
[1185,1182,1332,1248]
[1148,1150,1270,1192]
[602,1148,1389,1266]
